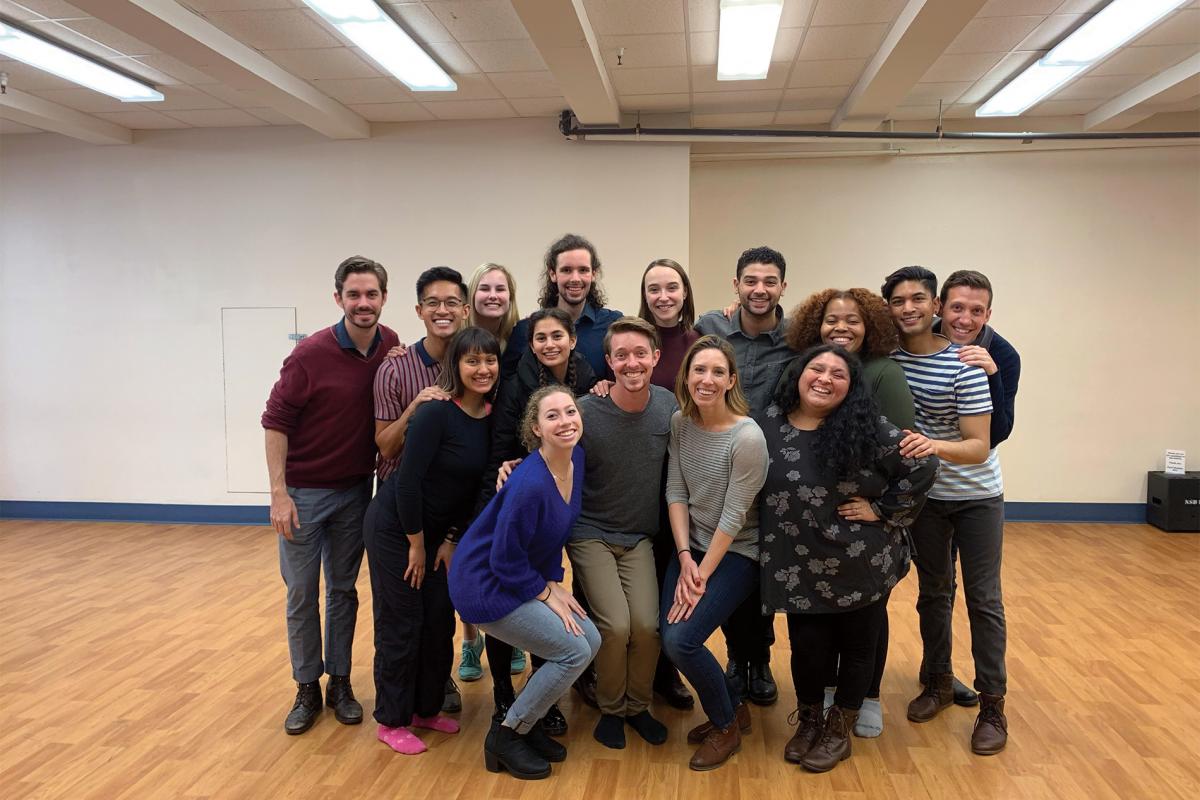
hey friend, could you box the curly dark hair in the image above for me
[773,344,881,479]
[785,288,897,359]
[526,308,579,390]
[538,233,607,309]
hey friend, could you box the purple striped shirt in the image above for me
[373,339,441,481]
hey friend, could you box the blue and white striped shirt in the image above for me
[892,340,1002,500]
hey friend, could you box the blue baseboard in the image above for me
[1,499,1148,526]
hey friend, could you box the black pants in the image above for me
[652,530,686,685]
[363,506,454,727]
[788,598,888,711]
[822,611,888,698]
[722,591,775,665]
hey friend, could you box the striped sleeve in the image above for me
[373,357,404,421]
[954,363,993,417]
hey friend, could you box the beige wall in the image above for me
[0,119,690,504]
[690,146,1200,504]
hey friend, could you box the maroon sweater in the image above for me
[652,323,699,391]
[262,322,399,489]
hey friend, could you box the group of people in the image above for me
[262,233,1021,779]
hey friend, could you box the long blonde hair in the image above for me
[467,263,520,352]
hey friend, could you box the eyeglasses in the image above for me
[420,298,464,310]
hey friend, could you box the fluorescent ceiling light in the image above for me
[718,0,784,81]
[302,0,455,92]
[977,0,1187,117]
[0,20,163,102]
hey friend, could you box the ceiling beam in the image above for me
[832,0,988,132]
[70,0,369,139]
[1085,53,1200,130]
[0,89,133,144]
[510,0,619,125]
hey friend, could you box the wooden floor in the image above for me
[1,520,1197,800]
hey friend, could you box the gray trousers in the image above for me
[911,494,1007,697]
[279,479,371,683]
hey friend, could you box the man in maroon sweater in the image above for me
[262,255,400,735]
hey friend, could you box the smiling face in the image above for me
[416,279,468,341]
[335,271,386,330]
[887,279,939,337]
[531,318,575,371]
[735,263,786,320]
[687,347,736,412]
[533,390,582,452]
[457,348,498,399]
[643,265,687,327]
[551,248,594,309]
[797,352,851,417]
[473,269,511,322]
[607,330,660,394]
[941,285,992,345]
[819,296,867,354]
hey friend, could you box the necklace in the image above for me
[541,450,572,483]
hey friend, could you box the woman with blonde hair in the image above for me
[467,263,520,355]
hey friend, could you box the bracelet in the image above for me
[537,587,551,602]
[677,548,690,557]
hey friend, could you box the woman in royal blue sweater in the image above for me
[448,385,600,780]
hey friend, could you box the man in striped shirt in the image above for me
[882,266,1009,757]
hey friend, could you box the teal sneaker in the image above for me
[510,647,527,675]
[459,637,484,682]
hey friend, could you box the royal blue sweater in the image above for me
[448,447,585,625]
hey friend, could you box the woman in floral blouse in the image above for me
[757,344,937,774]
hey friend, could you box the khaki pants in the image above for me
[566,537,660,716]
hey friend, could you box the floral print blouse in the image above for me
[756,404,939,614]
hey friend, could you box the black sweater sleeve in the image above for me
[986,333,1021,448]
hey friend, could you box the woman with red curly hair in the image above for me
[781,288,917,742]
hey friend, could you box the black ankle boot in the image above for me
[284,681,322,735]
[325,675,363,725]
[484,722,551,780]
[525,720,567,762]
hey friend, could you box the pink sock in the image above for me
[410,714,460,734]
[377,724,427,755]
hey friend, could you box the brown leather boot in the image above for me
[783,702,823,763]
[688,720,742,771]
[971,693,1008,755]
[907,673,954,722]
[800,706,857,773]
[686,702,751,744]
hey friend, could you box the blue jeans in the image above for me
[278,480,371,683]
[660,549,758,730]
[480,599,601,734]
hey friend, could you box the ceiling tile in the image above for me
[426,72,500,100]
[618,92,692,111]
[243,106,302,125]
[133,54,218,85]
[977,0,1062,16]
[21,20,123,60]
[583,0,686,35]
[689,31,717,65]
[1016,14,1088,51]
[921,52,1007,83]
[772,27,805,62]
[489,71,561,98]
[31,87,137,113]
[959,79,1003,104]
[107,56,180,87]
[599,33,689,69]
[427,1,530,42]
[162,108,269,127]
[185,1,301,11]
[203,9,342,50]
[0,59,78,91]
[780,0,817,28]
[1132,8,1200,47]
[153,85,234,110]
[693,111,776,127]
[611,66,690,95]
[901,81,973,105]
[980,50,1042,82]
[311,77,413,104]
[428,41,480,74]
[774,108,833,125]
[1054,0,1107,11]
[387,3,456,44]
[509,96,567,116]
[424,99,517,119]
[263,47,381,80]
[346,102,435,121]
[55,17,158,55]
[691,89,782,112]
[788,58,867,87]
[811,0,905,27]
[461,39,547,72]
[780,86,849,110]
[0,1,87,20]
[945,16,1045,55]
[686,0,718,32]
[1050,73,1142,101]
[1023,98,1100,115]
[190,82,266,107]
[1090,44,1199,76]
[691,61,790,92]
[91,110,189,129]
[797,23,889,60]
[889,106,941,120]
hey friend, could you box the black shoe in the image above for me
[284,680,322,735]
[541,703,568,736]
[325,675,363,725]
[572,670,599,709]
[748,662,778,706]
[626,710,668,745]
[484,722,551,780]
[525,720,567,762]
[442,678,462,713]
[952,676,980,707]
[593,713,626,749]
[653,672,695,710]
[724,660,749,703]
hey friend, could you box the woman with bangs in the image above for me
[363,327,500,756]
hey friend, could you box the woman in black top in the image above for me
[757,345,937,774]
[363,327,499,756]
